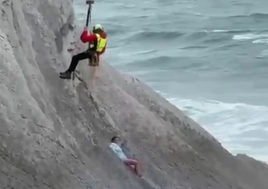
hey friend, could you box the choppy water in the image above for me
[74,0,268,161]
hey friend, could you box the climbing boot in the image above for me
[59,71,72,79]
[59,71,66,75]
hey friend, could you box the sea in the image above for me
[74,0,268,161]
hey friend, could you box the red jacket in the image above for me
[80,30,107,55]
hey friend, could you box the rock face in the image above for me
[0,0,267,189]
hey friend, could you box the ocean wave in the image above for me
[182,29,252,44]
[180,45,207,50]
[194,29,253,34]
[253,39,268,44]
[233,33,268,41]
[199,29,268,37]
[210,29,254,34]
[229,13,268,19]
[256,49,268,59]
[127,49,158,56]
[125,54,210,71]
[166,97,268,158]
[167,98,268,139]
[124,30,184,41]
[121,29,255,44]
[126,55,180,69]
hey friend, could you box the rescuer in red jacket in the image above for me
[60,24,107,79]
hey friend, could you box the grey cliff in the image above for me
[0,0,267,189]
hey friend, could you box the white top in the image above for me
[109,142,127,160]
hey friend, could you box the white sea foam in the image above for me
[233,33,268,41]
[212,29,228,33]
[163,97,268,160]
[253,38,268,44]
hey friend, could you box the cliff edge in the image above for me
[0,0,267,189]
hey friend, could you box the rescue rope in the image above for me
[71,0,95,81]
[85,1,93,28]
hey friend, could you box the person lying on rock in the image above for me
[60,24,107,79]
[109,136,142,177]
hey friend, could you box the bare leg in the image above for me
[123,159,142,177]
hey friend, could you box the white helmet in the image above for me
[93,24,103,32]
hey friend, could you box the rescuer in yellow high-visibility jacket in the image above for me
[60,24,107,79]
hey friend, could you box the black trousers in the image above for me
[67,51,93,72]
